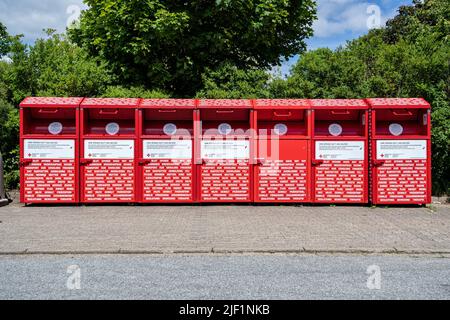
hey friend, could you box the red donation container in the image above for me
[311,99,369,203]
[80,98,139,203]
[19,97,82,204]
[253,99,311,202]
[367,98,431,205]
[138,99,196,203]
[198,99,253,202]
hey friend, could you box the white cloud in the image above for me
[312,0,392,38]
[0,0,87,43]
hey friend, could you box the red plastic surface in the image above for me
[80,103,138,203]
[81,98,140,107]
[255,140,309,202]
[374,159,428,203]
[20,99,80,204]
[140,99,196,108]
[138,104,196,203]
[254,99,310,109]
[314,160,366,202]
[200,160,251,202]
[368,98,431,205]
[20,97,84,107]
[198,99,252,108]
[366,98,429,109]
[83,159,135,202]
[22,159,76,202]
[311,99,368,109]
[142,159,193,202]
[311,101,369,203]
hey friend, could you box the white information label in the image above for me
[201,140,250,160]
[143,140,192,159]
[24,139,75,159]
[376,140,427,160]
[315,141,365,160]
[84,140,134,159]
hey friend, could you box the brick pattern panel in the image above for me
[376,159,427,203]
[23,159,76,202]
[201,160,250,201]
[315,160,365,202]
[258,160,308,201]
[143,159,192,201]
[84,159,134,201]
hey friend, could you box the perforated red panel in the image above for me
[201,160,250,201]
[198,99,252,108]
[311,99,367,108]
[375,159,427,203]
[254,99,309,108]
[140,99,196,107]
[84,159,134,201]
[23,160,76,202]
[257,160,307,201]
[143,159,192,201]
[20,97,83,107]
[366,98,429,108]
[81,98,140,107]
[315,160,365,202]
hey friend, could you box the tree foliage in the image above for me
[4,30,114,105]
[196,63,271,98]
[0,22,10,56]
[69,0,316,96]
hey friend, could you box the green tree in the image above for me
[101,85,169,98]
[0,22,10,56]
[196,63,272,98]
[5,30,114,105]
[0,99,19,189]
[69,0,316,96]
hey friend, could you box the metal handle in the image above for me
[138,159,151,165]
[38,108,59,114]
[99,109,119,115]
[273,111,292,117]
[158,109,177,113]
[331,110,350,115]
[19,159,32,167]
[373,159,385,166]
[392,110,412,116]
[216,110,234,114]
[312,159,324,166]
[255,158,266,165]
[80,159,93,165]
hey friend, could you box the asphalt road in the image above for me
[0,254,449,300]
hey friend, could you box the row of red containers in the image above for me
[19,97,431,205]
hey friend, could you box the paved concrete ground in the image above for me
[0,254,449,299]
[0,192,449,254]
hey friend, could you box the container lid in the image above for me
[366,98,429,109]
[254,99,310,109]
[198,99,252,109]
[140,99,196,109]
[81,98,140,108]
[20,97,84,108]
[310,99,368,109]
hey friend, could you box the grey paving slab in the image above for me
[0,192,449,254]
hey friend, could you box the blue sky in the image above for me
[0,0,412,75]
